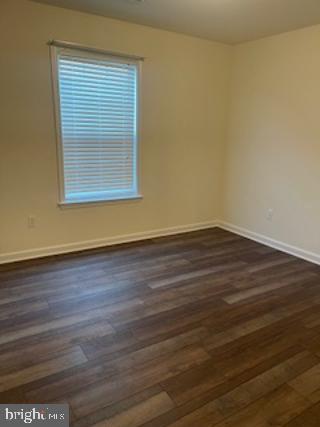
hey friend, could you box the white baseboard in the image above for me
[218,221,320,266]
[0,220,218,265]
[2,219,319,267]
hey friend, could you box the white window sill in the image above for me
[58,194,143,209]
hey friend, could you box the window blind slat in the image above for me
[56,49,138,203]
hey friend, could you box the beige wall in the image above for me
[223,25,320,256]
[0,0,231,258]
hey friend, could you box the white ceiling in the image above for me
[31,0,320,44]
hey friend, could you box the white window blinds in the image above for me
[53,46,140,204]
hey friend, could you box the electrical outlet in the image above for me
[28,216,36,228]
[267,208,274,221]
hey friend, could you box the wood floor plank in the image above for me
[223,271,318,304]
[149,262,245,289]
[0,309,116,346]
[284,402,320,427]
[92,392,174,427]
[70,386,162,427]
[138,350,319,427]
[289,363,320,403]
[0,299,49,320]
[0,347,87,392]
[214,384,310,427]
[203,312,280,350]
[70,345,210,418]
[83,326,209,362]
[162,331,309,406]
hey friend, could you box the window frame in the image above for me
[50,43,142,207]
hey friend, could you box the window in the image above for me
[51,43,141,205]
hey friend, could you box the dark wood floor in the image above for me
[1,228,320,426]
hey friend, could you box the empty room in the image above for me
[1,0,320,425]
